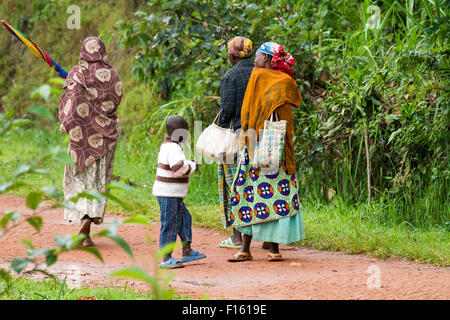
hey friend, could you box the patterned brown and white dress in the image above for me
[59,37,122,224]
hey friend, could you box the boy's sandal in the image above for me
[228,251,253,262]
[179,250,206,263]
[268,253,283,261]
[219,237,242,249]
[159,257,184,269]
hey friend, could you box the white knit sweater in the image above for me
[152,138,197,198]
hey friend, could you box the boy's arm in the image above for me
[167,144,197,177]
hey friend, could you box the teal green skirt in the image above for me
[237,211,305,244]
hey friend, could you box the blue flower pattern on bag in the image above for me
[249,167,259,182]
[238,206,252,223]
[277,179,290,196]
[254,202,270,219]
[236,170,246,186]
[231,191,240,206]
[273,200,290,216]
[257,182,274,199]
[244,186,254,202]
[292,194,300,210]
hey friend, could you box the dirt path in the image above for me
[0,195,448,300]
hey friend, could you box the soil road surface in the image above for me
[0,195,448,299]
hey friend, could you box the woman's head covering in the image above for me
[227,36,253,58]
[257,42,295,79]
[59,37,122,171]
[80,36,108,62]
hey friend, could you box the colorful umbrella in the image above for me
[1,20,68,78]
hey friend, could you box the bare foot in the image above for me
[81,235,95,247]
[79,218,94,246]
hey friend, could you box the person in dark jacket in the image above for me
[218,36,254,248]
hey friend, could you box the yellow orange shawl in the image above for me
[239,68,301,174]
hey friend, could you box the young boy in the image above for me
[153,115,206,268]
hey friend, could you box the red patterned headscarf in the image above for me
[256,42,295,79]
[59,37,122,171]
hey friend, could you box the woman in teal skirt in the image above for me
[227,42,305,262]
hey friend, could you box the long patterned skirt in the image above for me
[63,148,116,225]
[218,161,239,228]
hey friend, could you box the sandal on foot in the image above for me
[179,250,206,263]
[219,237,242,249]
[159,257,184,269]
[268,253,283,261]
[228,251,253,262]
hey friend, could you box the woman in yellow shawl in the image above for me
[227,42,305,262]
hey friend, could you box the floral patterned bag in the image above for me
[228,146,302,228]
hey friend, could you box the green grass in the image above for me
[0,126,66,196]
[1,126,449,266]
[0,276,152,300]
[0,274,199,300]
[299,201,450,265]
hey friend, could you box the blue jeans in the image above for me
[157,197,192,250]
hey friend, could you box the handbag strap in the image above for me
[213,110,222,124]
[214,109,234,129]
[269,110,279,122]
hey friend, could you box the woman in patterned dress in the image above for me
[227,42,305,262]
[58,37,122,246]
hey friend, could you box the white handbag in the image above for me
[196,110,239,161]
